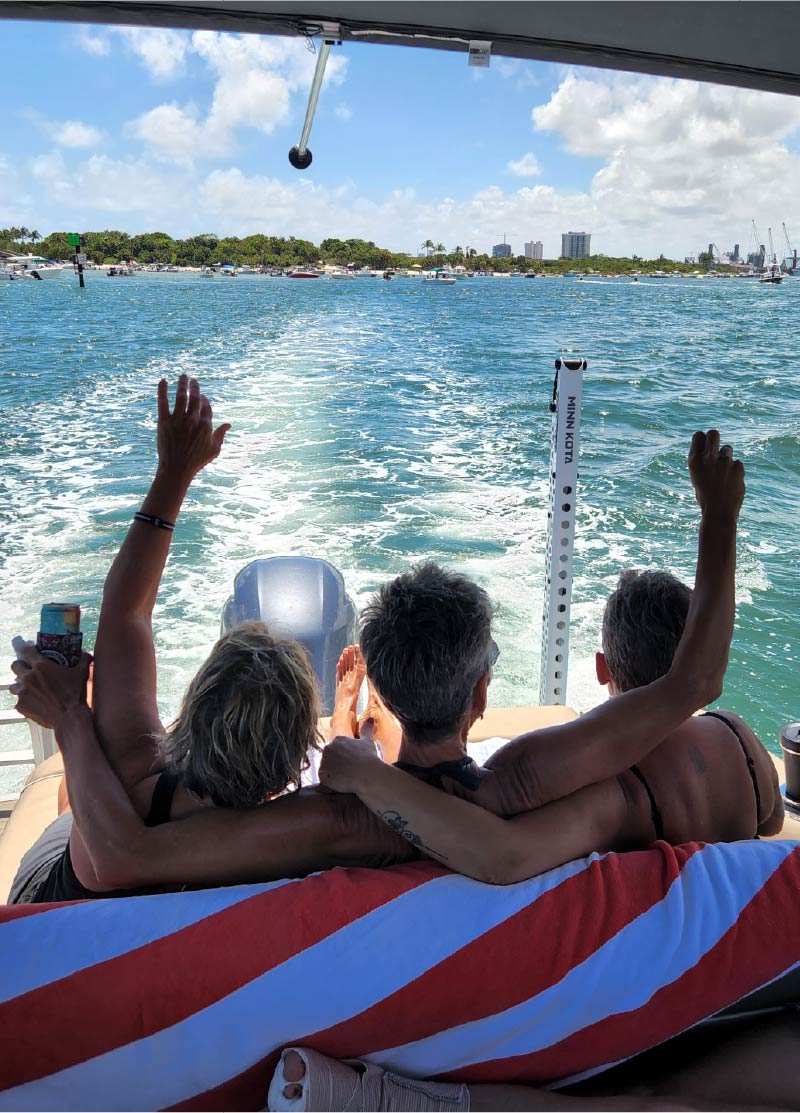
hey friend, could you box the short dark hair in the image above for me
[359,562,496,744]
[601,569,691,692]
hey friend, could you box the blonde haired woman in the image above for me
[10,375,322,903]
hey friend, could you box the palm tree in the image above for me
[435,242,445,256]
[453,245,464,258]
[466,246,477,259]
[29,231,41,246]
[421,239,435,257]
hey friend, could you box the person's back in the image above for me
[599,569,781,841]
[634,712,781,841]
[464,570,782,841]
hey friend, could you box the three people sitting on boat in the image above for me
[8,375,782,905]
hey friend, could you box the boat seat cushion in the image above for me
[0,753,63,904]
[0,840,799,1111]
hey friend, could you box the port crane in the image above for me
[782,223,797,273]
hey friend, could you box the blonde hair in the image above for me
[158,621,322,807]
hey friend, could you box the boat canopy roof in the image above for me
[2,1,800,97]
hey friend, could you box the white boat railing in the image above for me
[539,356,585,705]
[0,682,58,777]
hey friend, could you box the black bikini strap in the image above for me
[629,764,665,841]
[703,711,762,833]
[145,769,180,827]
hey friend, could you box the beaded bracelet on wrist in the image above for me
[134,512,176,532]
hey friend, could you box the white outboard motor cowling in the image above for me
[221,556,357,716]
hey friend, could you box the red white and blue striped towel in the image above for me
[1,839,798,1111]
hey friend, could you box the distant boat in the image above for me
[1,254,65,280]
[220,265,237,277]
[328,268,356,280]
[423,269,456,285]
[751,222,784,283]
[382,270,395,281]
[288,268,321,278]
[107,265,135,277]
[200,267,215,277]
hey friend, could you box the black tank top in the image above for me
[30,770,182,904]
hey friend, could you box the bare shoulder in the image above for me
[669,709,763,748]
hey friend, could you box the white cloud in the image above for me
[195,168,595,254]
[128,104,209,165]
[506,152,542,177]
[495,59,545,90]
[207,67,291,136]
[334,103,353,122]
[0,156,33,224]
[530,73,800,253]
[117,27,190,81]
[127,33,348,165]
[75,29,110,56]
[27,150,191,221]
[54,121,106,149]
[22,111,105,149]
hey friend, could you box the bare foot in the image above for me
[282,1050,305,1101]
[329,645,366,739]
[359,680,403,764]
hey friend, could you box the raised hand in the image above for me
[688,429,745,521]
[318,721,383,795]
[156,374,231,482]
[10,639,92,731]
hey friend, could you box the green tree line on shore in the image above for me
[0,227,716,275]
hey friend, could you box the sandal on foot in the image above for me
[267,1046,469,1112]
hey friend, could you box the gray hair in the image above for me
[359,562,496,744]
[157,621,322,807]
[602,569,691,692]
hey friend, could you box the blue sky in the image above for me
[3,19,800,258]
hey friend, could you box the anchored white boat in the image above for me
[423,268,456,284]
[0,254,65,280]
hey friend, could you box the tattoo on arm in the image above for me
[378,810,448,861]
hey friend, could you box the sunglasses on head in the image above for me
[489,639,500,667]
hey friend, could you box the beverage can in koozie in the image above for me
[37,603,82,667]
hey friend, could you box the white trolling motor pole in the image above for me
[539,356,586,705]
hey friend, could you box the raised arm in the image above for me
[92,375,230,806]
[476,429,745,810]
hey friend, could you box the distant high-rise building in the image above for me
[524,240,543,260]
[732,243,740,262]
[492,241,512,258]
[708,243,715,259]
[561,231,591,259]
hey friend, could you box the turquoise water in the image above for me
[1,273,798,791]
